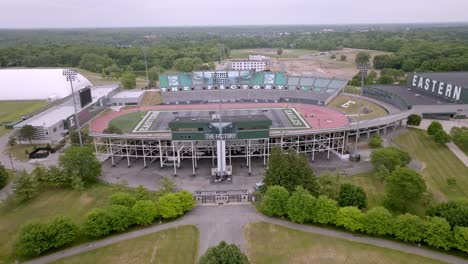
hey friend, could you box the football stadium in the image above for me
[89,70,451,178]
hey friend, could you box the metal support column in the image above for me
[327,133,331,160]
[142,140,147,168]
[109,138,115,167]
[248,139,251,175]
[172,142,177,176]
[191,141,195,176]
[312,134,316,161]
[159,140,163,168]
[125,139,131,168]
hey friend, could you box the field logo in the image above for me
[205,122,237,140]
[341,100,356,109]
[134,111,159,132]
[283,109,304,127]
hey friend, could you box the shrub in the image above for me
[110,192,136,207]
[453,227,468,254]
[132,200,158,225]
[424,217,452,250]
[13,171,39,203]
[286,186,316,224]
[434,130,450,144]
[0,163,8,189]
[369,134,383,148]
[407,114,422,126]
[261,185,290,217]
[199,241,249,264]
[362,207,393,236]
[176,190,195,213]
[47,216,77,249]
[336,206,364,232]
[393,213,426,243]
[109,205,134,232]
[311,195,339,224]
[426,199,468,228]
[427,121,443,136]
[159,193,183,219]
[84,208,112,238]
[337,183,367,209]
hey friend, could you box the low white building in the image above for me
[230,60,267,72]
[110,90,145,106]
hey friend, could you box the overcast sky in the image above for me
[1,0,467,28]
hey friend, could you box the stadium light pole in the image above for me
[63,69,83,147]
[142,46,149,84]
[354,63,370,154]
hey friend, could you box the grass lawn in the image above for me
[141,91,162,106]
[51,225,199,264]
[244,222,446,264]
[327,94,388,121]
[342,172,385,209]
[230,48,316,59]
[0,182,159,263]
[6,144,49,161]
[108,111,148,133]
[0,100,47,137]
[75,68,148,89]
[394,128,468,201]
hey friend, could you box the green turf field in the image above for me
[0,100,48,137]
[328,94,388,121]
[108,111,148,133]
[51,225,199,264]
[394,128,468,201]
[244,222,446,264]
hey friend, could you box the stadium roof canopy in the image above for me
[0,69,92,100]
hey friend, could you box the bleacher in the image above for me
[159,71,347,106]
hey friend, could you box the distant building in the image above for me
[248,55,271,61]
[230,60,267,72]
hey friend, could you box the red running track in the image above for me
[89,103,349,133]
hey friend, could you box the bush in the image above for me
[310,195,339,224]
[109,205,134,232]
[337,184,367,209]
[450,127,468,151]
[424,217,452,250]
[407,114,422,126]
[159,193,183,219]
[369,134,383,148]
[261,185,290,217]
[426,199,468,228]
[13,171,39,203]
[336,206,364,232]
[84,208,112,238]
[199,241,249,264]
[16,216,77,257]
[362,207,393,236]
[0,163,8,189]
[427,121,443,136]
[454,227,468,254]
[434,130,450,144]
[370,147,411,172]
[110,192,136,207]
[393,213,426,243]
[132,200,158,225]
[176,190,195,213]
[286,186,316,224]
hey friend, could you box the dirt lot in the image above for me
[220,48,390,80]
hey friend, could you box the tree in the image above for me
[132,200,158,225]
[330,54,336,60]
[261,185,290,217]
[8,135,16,147]
[70,129,91,145]
[336,206,364,232]
[286,186,316,224]
[370,147,411,172]
[450,127,468,151]
[59,146,102,188]
[109,204,134,232]
[277,48,283,57]
[110,192,136,207]
[369,134,382,148]
[103,124,123,134]
[407,114,422,126]
[0,163,8,189]
[177,190,195,213]
[19,125,36,144]
[13,171,38,202]
[159,193,183,219]
[377,75,394,84]
[134,185,151,200]
[427,121,443,136]
[394,213,426,243]
[47,216,77,249]
[337,183,367,209]
[120,72,136,89]
[264,147,318,194]
[384,167,426,212]
[317,171,341,199]
[199,241,249,264]
[355,52,370,65]
[374,164,391,182]
[434,130,450,144]
[310,195,339,224]
[453,227,468,254]
[426,199,468,228]
[340,55,347,61]
[84,208,112,238]
[159,176,176,193]
[424,217,452,250]
[362,207,393,236]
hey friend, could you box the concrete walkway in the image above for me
[447,142,468,167]
[23,205,468,264]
